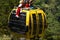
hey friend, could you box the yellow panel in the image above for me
[22,10,28,12]
[26,11,30,26]
[29,10,36,14]
[36,9,46,17]
[37,10,44,13]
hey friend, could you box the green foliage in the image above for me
[0,0,20,35]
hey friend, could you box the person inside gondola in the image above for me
[25,0,33,9]
[16,0,24,17]
[16,0,33,17]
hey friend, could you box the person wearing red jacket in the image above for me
[25,2,30,9]
[16,0,24,17]
[16,0,32,17]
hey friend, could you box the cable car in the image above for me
[8,8,47,40]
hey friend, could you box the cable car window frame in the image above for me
[38,13,43,34]
[32,14,37,35]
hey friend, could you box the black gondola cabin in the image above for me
[8,8,47,40]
